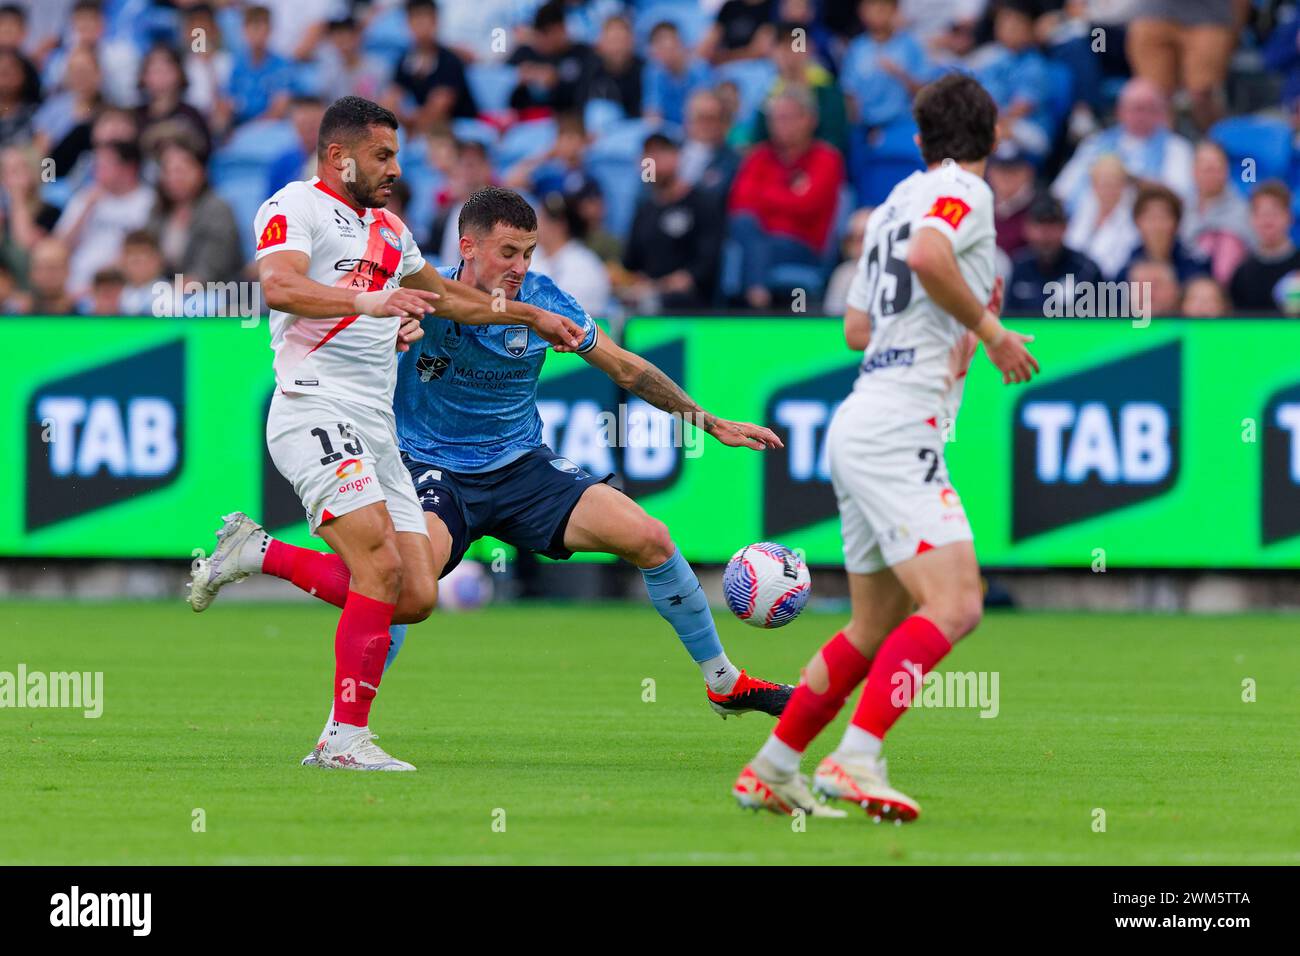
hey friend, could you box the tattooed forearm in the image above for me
[628,362,717,432]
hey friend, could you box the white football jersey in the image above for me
[844,162,996,423]
[253,178,428,410]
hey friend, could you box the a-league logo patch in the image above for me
[504,326,529,357]
[549,458,581,475]
[926,196,972,229]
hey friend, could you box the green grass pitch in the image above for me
[2,601,1297,865]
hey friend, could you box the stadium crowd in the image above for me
[0,0,1299,319]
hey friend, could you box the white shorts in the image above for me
[827,396,973,575]
[266,391,427,537]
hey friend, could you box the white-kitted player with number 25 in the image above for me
[733,73,1040,822]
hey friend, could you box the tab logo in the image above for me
[26,341,185,531]
[1013,341,1180,540]
[1262,383,1300,544]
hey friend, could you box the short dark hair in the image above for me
[459,187,538,237]
[123,228,159,250]
[1251,179,1292,211]
[1133,182,1182,223]
[648,20,679,41]
[317,96,399,158]
[912,72,998,166]
[71,0,103,16]
[534,1,565,32]
[0,5,26,23]
[405,0,437,14]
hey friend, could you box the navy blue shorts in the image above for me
[401,446,614,576]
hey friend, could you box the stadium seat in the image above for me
[585,98,626,131]
[586,154,643,239]
[1210,115,1293,194]
[714,59,778,127]
[362,5,411,62]
[466,62,518,115]
[1043,59,1075,130]
[850,118,924,206]
[451,117,499,150]
[496,118,557,170]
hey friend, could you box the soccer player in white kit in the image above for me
[733,73,1040,820]
[187,97,584,771]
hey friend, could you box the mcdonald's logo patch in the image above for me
[257,214,288,250]
[926,197,972,229]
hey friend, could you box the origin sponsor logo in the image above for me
[1262,383,1300,544]
[1012,342,1180,540]
[26,340,184,531]
[335,458,363,479]
[339,474,374,495]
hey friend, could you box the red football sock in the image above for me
[262,539,351,608]
[333,590,396,726]
[773,631,873,753]
[849,615,951,740]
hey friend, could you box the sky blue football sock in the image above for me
[640,550,725,664]
[383,624,407,673]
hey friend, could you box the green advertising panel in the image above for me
[4,316,1299,568]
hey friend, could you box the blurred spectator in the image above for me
[900,0,985,54]
[1229,181,1300,313]
[776,0,839,74]
[260,0,344,62]
[643,20,713,126]
[266,95,325,190]
[841,0,928,130]
[972,0,1051,160]
[0,46,38,146]
[119,228,165,315]
[392,0,478,132]
[0,259,20,311]
[1063,153,1139,280]
[987,141,1035,256]
[317,15,389,105]
[1125,0,1236,132]
[727,86,845,308]
[1129,258,1181,317]
[42,0,137,108]
[432,138,495,264]
[508,1,595,117]
[436,0,524,63]
[579,14,641,118]
[147,139,243,285]
[88,265,124,315]
[1263,4,1300,116]
[31,44,100,178]
[225,5,297,128]
[1181,274,1228,317]
[137,44,211,159]
[504,111,595,199]
[620,132,722,310]
[824,205,873,314]
[1052,78,1194,214]
[573,180,621,262]
[701,0,777,65]
[0,6,40,99]
[0,144,59,282]
[54,137,152,294]
[1005,193,1103,316]
[180,3,235,115]
[1181,140,1252,286]
[678,89,741,207]
[747,21,849,156]
[384,179,412,224]
[24,237,76,314]
[532,190,611,315]
[1120,183,1209,283]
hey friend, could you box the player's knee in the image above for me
[355,537,404,602]
[942,589,984,641]
[635,517,675,568]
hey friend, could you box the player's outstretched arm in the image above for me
[907,226,1039,385]
[844,305,872,350]
[400,262,585,351]
[579,333,783,451]
[259,250,439,320]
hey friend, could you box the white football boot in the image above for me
[813,752,921,823]
[732,758,847,818]
[315,728,416,772]
[187,512,267,612]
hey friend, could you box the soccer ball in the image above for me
[439,559,494,611]
[723,542,811,628]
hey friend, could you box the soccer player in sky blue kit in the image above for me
[199,186,794,766]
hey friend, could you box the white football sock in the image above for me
[755,734,802,777]
[838,723,883,758]
[236,527,272,573]
[317,704,335,746]
[699,653,740,693]
[326,719,366,748]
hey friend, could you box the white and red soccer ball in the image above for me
[723,542,811,628]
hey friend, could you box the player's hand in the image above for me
[708,418,784,451]
[354,287,440,320]
[395,316,425,352]
[980,317,1039,385]
[529,308,586,352]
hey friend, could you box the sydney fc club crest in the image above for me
[504,326,529,357]
[416,352,450,382]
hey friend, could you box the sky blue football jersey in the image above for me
[393,264,599,472]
